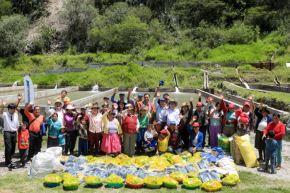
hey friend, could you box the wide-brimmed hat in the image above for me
[66,104,75,110]
[169,100,178,105]
[91,104,99,109]
[54,99,63,106]
[181,102,189,107]
[138,93,143,97]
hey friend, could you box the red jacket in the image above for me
[18,129,29,149]
[122,115,138,134]
[263,121,286,140]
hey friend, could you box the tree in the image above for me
[62,0,98,51]
[173,0,226,28]
[0,0,12,16]
[0,15,28,56]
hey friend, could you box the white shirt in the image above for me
[257,117,268,131]
[1,112,19,132]
[166,108,180,126]
[144,130,157,141]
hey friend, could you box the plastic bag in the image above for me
[222,174,240,186]
[46,147,63,158]
[44,174,62,187]
[237,140,258,168]
[201,180,222,192]
[170,171,187,183]
[63,177,80,191]
[125,174,144,188]
[182,177,202,189]
[230,136,243,165]
[84,176,102,187]
[162,176,178,189]
[199,170,220,183]
[29,152,64,177]
[218,135,230,153]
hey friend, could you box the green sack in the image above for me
[218,135,230,153]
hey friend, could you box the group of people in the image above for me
[0,88,286,174]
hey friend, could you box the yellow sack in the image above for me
[237,140,258,168]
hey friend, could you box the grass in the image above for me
[221,81,290,111]
[0,171,289,193]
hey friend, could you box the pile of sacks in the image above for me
[218,134,258,168]
[41,149,241,191]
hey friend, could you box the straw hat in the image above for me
[66,104,75,110]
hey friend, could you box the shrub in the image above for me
[0,15,28,57]
[226,22,258,44]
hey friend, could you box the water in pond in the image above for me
[32,91,97,105]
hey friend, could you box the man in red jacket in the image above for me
[263,113,286,170]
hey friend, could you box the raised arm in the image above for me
[110,88,118,103]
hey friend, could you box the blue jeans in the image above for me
[265,154,276,173]
[168,146,182,154]
[276,140,282,165]
[136,128,146,150]
[78,138,88,156]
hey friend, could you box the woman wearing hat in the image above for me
[220,96,237,137]
[87,104,103,155]
[179,100,193,149]
[101,110,122,155]
[64,104,77,155]
[254,104,272,161]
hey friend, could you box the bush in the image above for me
[0,15,28,57]
[226,22,259,44]
[0,0,12,16]
[89,16,148,52]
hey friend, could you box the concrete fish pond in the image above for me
[37,148,240,191]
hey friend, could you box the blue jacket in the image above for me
[189,131,204,150]
[265,138,278,158]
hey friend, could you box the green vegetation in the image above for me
[0,171,289,193]
[221,81,290,111]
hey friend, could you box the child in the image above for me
[157,127,170,155]
[264,130,278,174]
[136,106,150,153]
[144,124,158,152]
[168,123,184,154]
[18,122,29,167]
[76,116,89,156]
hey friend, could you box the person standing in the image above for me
[101,111,122,155]
[87,104,103,155]
[263,114,286,170]
[136,106,150,153]
[220,95,237,137]
[122,108,139,156]
[63,104,77,155]
[264,130,278,174]
[24,103,45,160]
[0,102,20,169]
[46,112,62,148]
[209,102,223,148]
[254,106,272,161]
[18,122,29,167]
[179,99,193,149]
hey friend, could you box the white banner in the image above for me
[24,75,35,104]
